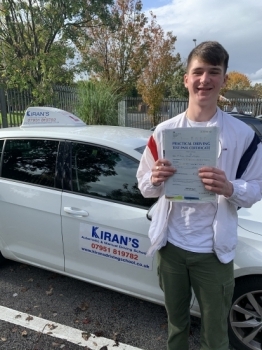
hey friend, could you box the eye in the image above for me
[210,70,220,75]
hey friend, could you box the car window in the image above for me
[250,121,262,136]
[231,116,262,140]
[2,139,59,188]
[70,142,156,209]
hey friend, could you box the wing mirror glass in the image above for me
[146,202,157,221]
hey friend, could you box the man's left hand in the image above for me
[198,167,233,197]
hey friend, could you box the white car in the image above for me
[0,107,261,350]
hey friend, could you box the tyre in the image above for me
[0,251,5,264]
[229,276,262,350]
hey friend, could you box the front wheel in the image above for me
[0,251,5,264]
[229,276,262,350]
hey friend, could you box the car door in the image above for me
[0,138,64,270]
[61,141,163,304]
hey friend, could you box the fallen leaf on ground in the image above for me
[94,331,103,337]
[46,286,54,295]
[21,330,28,337]
[82,332,91,341]
[51,341,60,347]
[1,337,7,341]
[79,302,89,311]
[113,332,119,346]
[47,324,58,330]
[26,315,33,321]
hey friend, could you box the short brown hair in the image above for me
[187,41,229,73]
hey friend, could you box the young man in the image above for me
[137,41,262,350]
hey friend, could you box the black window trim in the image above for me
[63,140,156,210]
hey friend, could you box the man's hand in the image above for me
[151,159,176,186]
[198,167,233,197]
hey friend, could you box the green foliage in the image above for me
[75,0,151,95]
[0,0,114,104]
[76,80,123,125]
[169,65,189,99]
[253,83,262,98]
[137,14,180,126]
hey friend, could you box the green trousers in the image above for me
[157,243,234,350]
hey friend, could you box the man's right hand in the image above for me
[151,158,176,186]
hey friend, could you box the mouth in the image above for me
[197,87,212,91]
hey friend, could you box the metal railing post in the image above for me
[0,87,8,128]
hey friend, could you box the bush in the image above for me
[76,80,123,125]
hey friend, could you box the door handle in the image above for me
[64,207,89,217]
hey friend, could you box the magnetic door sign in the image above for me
[79,223,153,270]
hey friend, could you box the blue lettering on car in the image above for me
[92,226,99,238]
[91,226,140,248]
[26,111,50,117]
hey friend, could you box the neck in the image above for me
[186,105,218,122]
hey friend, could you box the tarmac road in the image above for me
[0,260,203,350]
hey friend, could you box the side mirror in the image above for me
[146,202,157,221]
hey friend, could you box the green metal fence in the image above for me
[0,85,79,128]
[118,97,262,129]
[1,86,262,129]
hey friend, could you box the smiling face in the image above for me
[184,58,227,108]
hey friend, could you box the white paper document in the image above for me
[163,127,219,202]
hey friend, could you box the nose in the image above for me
[200,72,210,84]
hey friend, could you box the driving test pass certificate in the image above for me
[163,127,219,202]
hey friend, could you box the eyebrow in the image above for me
[192,67,223,72]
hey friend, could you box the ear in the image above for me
[222,74,228,88]
[184,73,188,88]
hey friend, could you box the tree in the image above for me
[223,71,252,91]
[169,64,189,99]
[76,0,149,95]
[253,83,262,98]
[0,0,114,104]
[137,14,180,126]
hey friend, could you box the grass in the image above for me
[0,111,24,127]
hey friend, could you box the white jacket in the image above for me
[137,109,262,263]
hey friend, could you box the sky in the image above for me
[141,0,262,84]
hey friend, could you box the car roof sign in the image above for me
[21,107,86,127]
